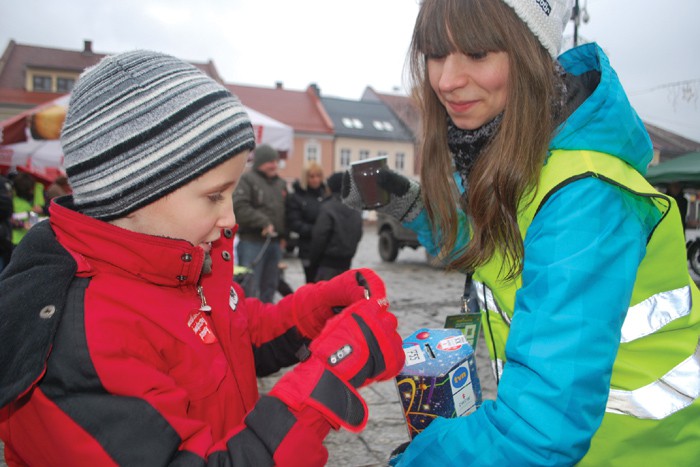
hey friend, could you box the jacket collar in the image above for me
[50,197,206,287]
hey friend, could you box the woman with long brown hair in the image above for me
[344,0,700,464]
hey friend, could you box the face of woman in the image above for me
[307,170,323,189]
[428,50,510,130]
[111,153,248,252]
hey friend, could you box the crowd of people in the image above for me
[1,0,698,465]
[233,144,364,302]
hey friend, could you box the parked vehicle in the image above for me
[376,213,422,262]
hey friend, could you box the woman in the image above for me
[344,0,700,464]
[286,161,327,282]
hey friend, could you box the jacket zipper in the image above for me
[197,285,212,314]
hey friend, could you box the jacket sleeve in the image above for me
[308,208,333,267]
[285,193,313,240]
[233,175,271,231]
[404,172,471,260]
[399,178,657,466]
[242,290,310,376]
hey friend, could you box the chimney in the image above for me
[275,81,283,90]
[83,40,93,54]
[309,83,320,96]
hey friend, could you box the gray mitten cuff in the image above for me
[377,169,423,223]
[341,171,364,212]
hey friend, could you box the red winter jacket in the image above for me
[0,198,332,466]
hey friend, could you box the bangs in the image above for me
[413,0,509,56]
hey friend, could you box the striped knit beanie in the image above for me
[500,0,574,57]
[61,50,255,220]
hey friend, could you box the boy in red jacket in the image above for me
[0,50,404,466]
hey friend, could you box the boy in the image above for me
[0,50,403,466]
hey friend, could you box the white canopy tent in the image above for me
[244,105,294,155]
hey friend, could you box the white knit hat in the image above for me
[500,0,574,57]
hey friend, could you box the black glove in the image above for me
[341,168,423,222]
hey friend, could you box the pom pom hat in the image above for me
[500,0,575,58]
[61,50,255,220]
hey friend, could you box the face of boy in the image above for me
[112,152,249,251]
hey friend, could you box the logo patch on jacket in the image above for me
[187,311,218,344]
[229,286,239,312]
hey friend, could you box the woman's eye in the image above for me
[425,52,447,60]
[467,51,488,60]
[208,193,224,202]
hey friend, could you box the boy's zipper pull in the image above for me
[198,285,212,314]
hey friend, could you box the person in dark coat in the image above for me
[667,181,688,233]
[310,172,363,281]
[0,174,13,271]
[286,161,327,283]
[233,144,288,302]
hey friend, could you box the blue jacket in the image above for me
[399,43,659,465]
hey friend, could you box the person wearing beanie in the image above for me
[345,1,700,465]
[308,172,363,282]
[0,50,405,466]
[233,143,287,302]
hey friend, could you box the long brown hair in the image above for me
[409,0,560,279]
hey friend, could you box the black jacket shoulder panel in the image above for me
[0,220,78,407]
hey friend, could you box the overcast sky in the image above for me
[1,0,698,142]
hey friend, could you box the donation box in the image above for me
[395,328,482,439]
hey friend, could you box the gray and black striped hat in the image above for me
[61,50,255,220]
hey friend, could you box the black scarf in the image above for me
[447,114,503,191]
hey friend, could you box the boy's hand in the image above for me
[271,296,404,431]
[291,268,385,339]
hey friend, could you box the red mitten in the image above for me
[270,297,404,432]
[292,268,386,339]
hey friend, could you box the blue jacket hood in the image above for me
[551,43,653,175]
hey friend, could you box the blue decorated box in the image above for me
[395,328,482,439]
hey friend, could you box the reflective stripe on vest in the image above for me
[474,281,511,327]
[606,340,700,419]
[473,281,692,343]
[622,285,692,343]
[474,278,698,417]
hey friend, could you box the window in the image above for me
[33,75,52,92]
[359,150,370,161]
[395,152,405,171]
[372,120,395,132]
[305,141,320,163]
[27,69,81,93]
[56,77,75,93]
[340,148,351,168]
[341,117,363,129]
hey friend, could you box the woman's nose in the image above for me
[439,54,469,93]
